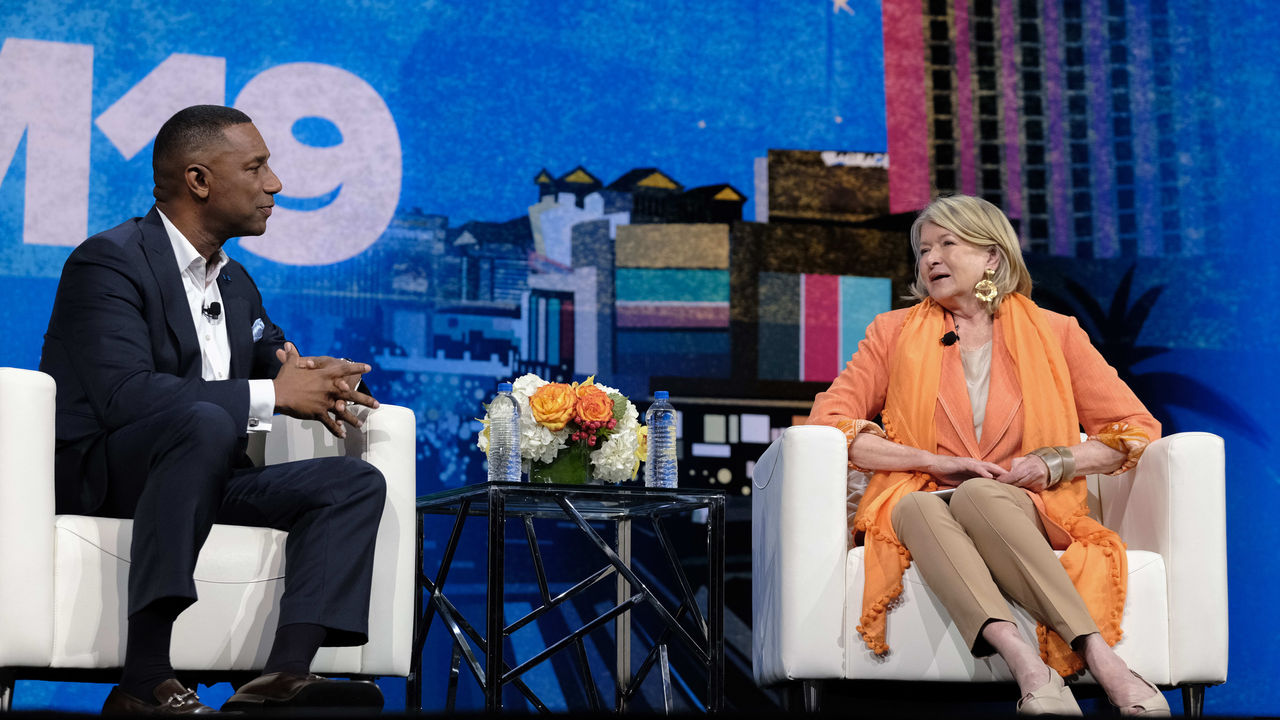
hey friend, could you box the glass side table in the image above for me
[408,482,725,713]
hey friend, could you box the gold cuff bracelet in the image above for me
[1029,446,1076,487]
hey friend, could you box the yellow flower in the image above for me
[529,382,576,431]
[631,425,649,479]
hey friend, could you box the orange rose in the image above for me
[575,384,615,425]
[529,383,576,431]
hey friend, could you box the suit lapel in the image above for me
[139,209,199,368]
[935,345,984,459]
[219,270,254,379]
[935,317,1024,460]
[978,315,1023,456]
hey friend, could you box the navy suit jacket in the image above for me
[40,208,287,515]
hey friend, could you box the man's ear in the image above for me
[185,164,211,200]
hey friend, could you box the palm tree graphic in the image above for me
[1036,265,1263,445]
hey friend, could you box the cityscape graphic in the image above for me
[1,0,1273,714]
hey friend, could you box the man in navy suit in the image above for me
[41,105,387,714]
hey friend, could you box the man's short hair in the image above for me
[153,105,253,178]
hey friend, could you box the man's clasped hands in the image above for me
[272,342,379,438]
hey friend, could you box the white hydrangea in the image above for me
[589,384,641,483]
[477,374,567,466]
[511,373,569,464]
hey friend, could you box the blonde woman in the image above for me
[809,195,1169,716]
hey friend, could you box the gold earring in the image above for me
[974,268,998,303]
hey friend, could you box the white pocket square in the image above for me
[252,318,264,342]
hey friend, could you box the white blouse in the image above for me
[960,341,993,441]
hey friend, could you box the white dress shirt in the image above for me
[157,209,275,432]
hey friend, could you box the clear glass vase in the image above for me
[529,444,603,485]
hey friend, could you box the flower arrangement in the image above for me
[477,374,647,484]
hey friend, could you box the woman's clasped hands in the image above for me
[995,454,1053,492]
[925,455,1006,487]
[928,453,1051,492]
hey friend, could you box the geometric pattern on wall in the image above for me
[758,272,891,382]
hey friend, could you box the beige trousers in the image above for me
[890,477,1098,655]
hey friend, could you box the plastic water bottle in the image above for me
[487,382,522,483]
[644,391,678,488]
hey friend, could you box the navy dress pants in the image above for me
[97,401,386,646]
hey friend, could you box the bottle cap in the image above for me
[654,390,669,399]
[498,382,513,392]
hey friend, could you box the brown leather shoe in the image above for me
[221,672,383,712]
[102,678,219,715]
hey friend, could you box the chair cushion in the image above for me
[50,516,288,669]
[841,547,1170,683]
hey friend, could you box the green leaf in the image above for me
[529,443,594,485]
[608,392,627,421]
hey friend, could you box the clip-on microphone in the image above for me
[940,310,958,346]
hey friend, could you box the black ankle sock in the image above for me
[120,598,185,702]
[263,622,328,678]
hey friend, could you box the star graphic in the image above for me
[833,0,854,15]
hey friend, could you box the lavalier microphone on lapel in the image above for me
[940,311,959,346]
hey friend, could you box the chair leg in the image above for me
[802,680,823,712]
[1181,684,1205,717]
[785,680,824,712]
[0,671,14,712]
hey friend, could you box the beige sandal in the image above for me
[1016,669,1082,716]
[1110,671,1171,717]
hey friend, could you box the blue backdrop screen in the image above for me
[2,0,1277,714]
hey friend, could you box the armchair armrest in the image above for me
[0,368,56,667]
[254,403,418,677]
[1097,431,1227,686]
[752,425,849,686]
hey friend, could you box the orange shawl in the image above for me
[850,294,1126,676]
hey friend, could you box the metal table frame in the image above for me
[407,482,725,713]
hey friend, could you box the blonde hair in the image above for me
[907,194,1033,314]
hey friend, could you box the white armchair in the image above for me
[752,425,1227,715]
[0,367,418,710]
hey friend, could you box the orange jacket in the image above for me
[809,304,1159,504]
